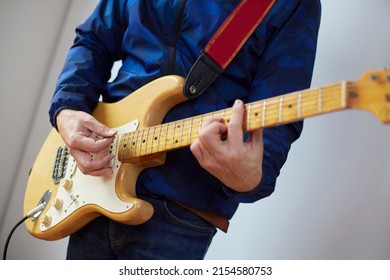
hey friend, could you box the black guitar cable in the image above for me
[2,216,28,260]
[2,202,46,260]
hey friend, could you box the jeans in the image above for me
[66,194,217,260]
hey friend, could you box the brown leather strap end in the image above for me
[175,201,230,233]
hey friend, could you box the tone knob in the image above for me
[60,177,73,191]
[40,215,52,227]
[51,198,63,210]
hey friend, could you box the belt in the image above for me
[173,200,230,233]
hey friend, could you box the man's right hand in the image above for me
[56,109,117,176]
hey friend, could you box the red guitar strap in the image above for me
[184,0,277,98]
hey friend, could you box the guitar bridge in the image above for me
[52,146,69,184]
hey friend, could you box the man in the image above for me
[50,0,321,259]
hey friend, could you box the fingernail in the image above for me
[234,99,242,107]
[108,129,117,135]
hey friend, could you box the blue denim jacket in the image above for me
[49,0,321,219]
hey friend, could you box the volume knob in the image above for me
[51,198,63,210]
[40,215,52,227]
[60,178,73,191]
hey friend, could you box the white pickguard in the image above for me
[40,120,139,232]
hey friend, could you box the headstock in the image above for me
[348,69,390,124]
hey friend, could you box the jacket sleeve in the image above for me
[49,0,128,129]
[222,0,322,203]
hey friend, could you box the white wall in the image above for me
[207,0,390,259]
[1,0,389,260]
[0,0,98,260]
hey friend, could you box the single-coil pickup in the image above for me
[52,146,69,184]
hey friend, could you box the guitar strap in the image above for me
[184,0,277,98]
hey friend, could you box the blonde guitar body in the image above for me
[24,75,187,240]
[24,70,390,241]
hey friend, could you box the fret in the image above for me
[246,103,251,131]
[145,127,151,156]
[127,133,133,158]
[188,117,194,145]
[278,96,283,123]
[169,122,177,149]
[140,128,146,156]
[119,134,125,161]
[156,124,163,153]
[171,122,180,149]
[150,125,157,154]
[341,81,347,108]
[262,100,266,127]
[253,105,261,129]
[199,115,204,133]
[318,87,323,113]
[163,123,169,151]
[125,132,131,159]
[138,128,145,156]
[121,133,129,161]
[168,123,173,150]
[297,91,302,118]
[123,134,127,157]
[137,129,143,157]
[178,120,185,146]
[170,122,175,149]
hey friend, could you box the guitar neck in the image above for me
[118,81,352,162]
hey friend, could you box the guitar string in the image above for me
[115,83,346,141]
[116,85,340,153]
[116,81,383,159]
[118,84,353,159]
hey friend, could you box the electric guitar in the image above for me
[24,70,390,240]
